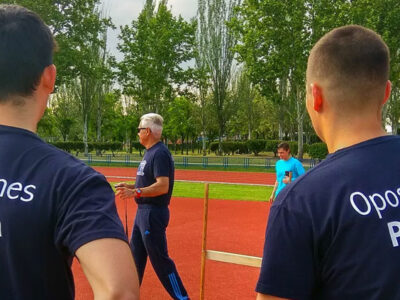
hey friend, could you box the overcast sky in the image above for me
[101,0,198,61]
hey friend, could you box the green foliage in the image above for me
[303,143,309,154]
[236,142,249,154]
[246,139,266,156]
[50,141,84,153]
[118,0,195,113]
[131,141,145,151]
[163,96,197,154]
[209,142,219,154]
[197,0,241,154]
[308,143,328,160]
[209,141,246,155]
[265,140,280,156]
[50,141,123,155]
[221,141,237,155]
[287,141,298,156]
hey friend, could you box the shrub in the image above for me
[247,139,266,156]
[303,143,309,154]
[287,141,298,156]
[308,142,328,160]
[236,142,248,154]
[221,141,236,155]
[265,140,280,156]
[209,142,219,154]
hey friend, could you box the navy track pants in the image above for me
[130,205,189,300]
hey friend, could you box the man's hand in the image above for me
[116,186,136,200]
[114,182,128,188]
[282,176,290,184]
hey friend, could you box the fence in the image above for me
[79,153,317,169]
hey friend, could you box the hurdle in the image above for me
[199,183,262,299]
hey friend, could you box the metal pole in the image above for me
[199,183,209,300]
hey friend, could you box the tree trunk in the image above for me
[83,113,88,156]
[296,88,305,160]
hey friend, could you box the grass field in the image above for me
[113,181,273,202]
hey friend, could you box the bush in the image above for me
[50,141,85,153]
[247,139,266,156]
[265,140,280,156]
[287,141,298,156]
[303,143,309,154]
[308,143,328,160]
[236,142,248,154]
[221,141,236,155]
[92,142,123,156]
[209,142,219,154]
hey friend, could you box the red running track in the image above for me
[73,167,273,300]
[93,166,276,185]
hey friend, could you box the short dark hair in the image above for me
[307,25,389,107]
[0,5,56,102]
[277,142,290,152]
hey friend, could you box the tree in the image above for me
[230,0,353,158]
[69,7,114,156]
[348,0,400,134]
[51,85,78,141]
[164,97,197,155]
[37,108,56,140]
[229,68,257,139]
[198,0,241,155]
[118,0,195,115]
[194,0,211,155]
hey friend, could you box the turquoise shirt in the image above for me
[275,157,305,196]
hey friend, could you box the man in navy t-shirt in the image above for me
[256,26,400,299]
[117,113,189,300]
[0,5,139,299]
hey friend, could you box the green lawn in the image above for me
[113,181,272,202]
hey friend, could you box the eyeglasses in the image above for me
[137,127,147,133]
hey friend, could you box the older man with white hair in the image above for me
[116,113,189,300]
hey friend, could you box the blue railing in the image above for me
[79,154,317,170]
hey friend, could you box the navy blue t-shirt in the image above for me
[135,142,174,206]
[0,125,127,300]
[256,135,400,300]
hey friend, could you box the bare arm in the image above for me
[256,293,288,300]
[139,176,169,197]
[269,180,278,202]
[114,182,135,189]
[76,238,140,300]
[116,176,169,200]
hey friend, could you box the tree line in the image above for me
[6,0,400,158]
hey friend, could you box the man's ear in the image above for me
[40,64,56,94]
[383,80,391,105]
[311,83,323,112]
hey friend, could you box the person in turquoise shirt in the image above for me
[269,142,305,202]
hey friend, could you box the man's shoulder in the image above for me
[288,157,302,166]
[278,136,400,203]
[39,142,88,168]
[153,142,172,157]
[30,141,102,183]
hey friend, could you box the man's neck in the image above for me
[144,138,160,150]
[0,102,38,132]
[323,118,386,153]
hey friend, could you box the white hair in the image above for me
[140,113,163,138]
